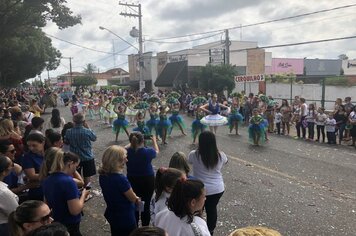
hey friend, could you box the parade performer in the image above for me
[248,108,266,145]
[113,101,130,142]
[157,105,172,145]
[168,99,186,136]
[191,97,207,144]
[126,96,138,125]
[146,103,160,138]
[104,97,116,127]
[87,100,95,120]
[228,96,244,135]
[133,111,150,136]
[199,93,229,134]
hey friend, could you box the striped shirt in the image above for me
[64,125,97,161]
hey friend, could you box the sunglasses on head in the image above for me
[29,210,52,224]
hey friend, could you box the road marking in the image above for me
[227,153,356,201]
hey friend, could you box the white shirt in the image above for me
[325,118,336,132]
[0,181,19,224]
[150,191,170,226]
[188,150,227,196]
[300,103,308,116]
[156,209,211,236]
[350,111,356,122]
[44,117,66,133]
[316,113,327,126]
[274,112,282,123]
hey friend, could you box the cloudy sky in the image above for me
[40,0,356,79]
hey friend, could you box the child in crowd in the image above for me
[325,113,336,144]
[150,167,185,225]
[305,103,317,140]
[274,108,282,135]
[316,107,327,143]
[87,100,95,120]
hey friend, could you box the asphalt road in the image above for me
[48,106,356,236]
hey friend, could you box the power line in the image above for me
[46,33,131,55]
[148,3,356,41]
[146,31,224,44]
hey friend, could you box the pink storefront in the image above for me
[265,58,304,75]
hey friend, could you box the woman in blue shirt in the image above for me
[99,145,142,236]
[22,133,46,201]
[125,132,159,226]
[41,148,89,236]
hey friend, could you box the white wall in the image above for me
[96,79,108,87]
[234,82,356,110]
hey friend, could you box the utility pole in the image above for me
[119,2,144,91]
[63,57,73,85]
[225,29,230,65]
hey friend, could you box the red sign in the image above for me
[234,74,265,83]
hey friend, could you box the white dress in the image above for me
[156,209,211,236]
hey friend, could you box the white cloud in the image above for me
[39,0,356,79]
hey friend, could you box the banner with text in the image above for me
[234,74,265,83]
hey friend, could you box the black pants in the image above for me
[64,222,81,236]
[307,122,315,139]
[276,122,281,134]
[296,116,306,138]
[205,191,224,235]
[327,131,336,144]
[316,125,325,142]
[110,224,136,236]
[127,175,155,226]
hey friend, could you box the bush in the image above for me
[324,77,349,86]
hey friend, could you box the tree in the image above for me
[72,76,98,87]
[338,54,349,60]
[0,0,81,87]
[191,64,236,94]
[83,64,97,75]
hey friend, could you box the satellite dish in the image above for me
[130,27,139,38]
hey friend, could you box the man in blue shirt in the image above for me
[64,113,97,186]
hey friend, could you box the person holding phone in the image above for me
[125,132,159,227]
[41,148,89,236]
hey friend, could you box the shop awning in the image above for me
[154,61,188,87]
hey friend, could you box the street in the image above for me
[53,106,356,236]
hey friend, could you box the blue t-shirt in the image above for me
[22,152,44,199]
[42,172,80,224]
[126,147,156,177]
[4,170,18,189]
[208,101,220,115]
[99,173,136,227]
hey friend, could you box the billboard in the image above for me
[247,49,265,75]
[304,59,342,76]
[235,74,265,83]
[265,58,304,75]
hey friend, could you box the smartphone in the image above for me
[85,183,91,190]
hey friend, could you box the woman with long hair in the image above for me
[41,148,89,236]
[8,200,52,236]
[99,145,142,236]
[22,134,46,201]
[188,131,227,235]
[155,179,210,236]
[29,99,43,118]
[0,119,23,161]
[44,109,65,133]
[126,132,159,227]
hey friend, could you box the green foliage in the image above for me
[83,63,97,74]
[324,77,349,86]
[72,76,98,87]
[267,73,296,84]
[0,0,81,87]
[191,64,236,93]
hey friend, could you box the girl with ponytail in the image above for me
[155,179,210,236]
[41,148,89,236]
[150,167,184,225]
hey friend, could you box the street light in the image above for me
[99,26,139,51]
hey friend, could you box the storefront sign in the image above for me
[234,74,265,83]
